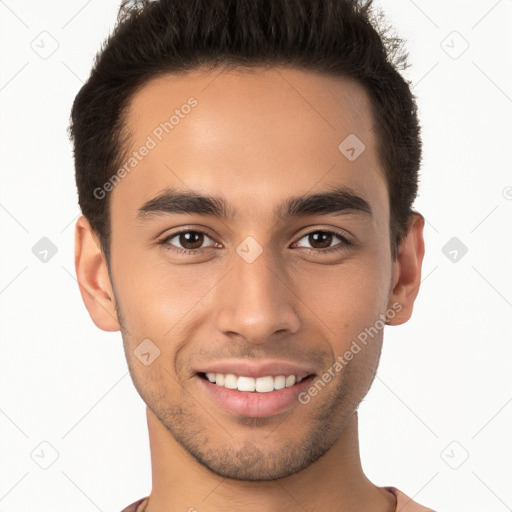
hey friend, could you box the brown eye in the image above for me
[177,231,205,250]
[307,231,334,249]
[161,230,218,254]
[293,230,351,254]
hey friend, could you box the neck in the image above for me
[143,407,395,512]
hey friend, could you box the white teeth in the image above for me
[224,374,238,389]
[255,376,274,393]
[285,375,296,387]
[274,375,286,390]
[204,372,306,392]
[237,376,256,392]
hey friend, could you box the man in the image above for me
[70,0,434,510]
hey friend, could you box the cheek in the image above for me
[295,252,391,343]
[112,255,220,345]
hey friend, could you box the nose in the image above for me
[214,246,301,344]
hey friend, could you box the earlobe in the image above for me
[386,212,425,326]
[74,215,120,332]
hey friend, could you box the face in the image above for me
[79,66,420,481]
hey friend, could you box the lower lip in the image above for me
[197,375,314,418]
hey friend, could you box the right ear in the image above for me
[74,215,120,331]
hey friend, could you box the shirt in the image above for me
[120,486,436,511]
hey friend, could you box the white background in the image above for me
[1,0,511,511]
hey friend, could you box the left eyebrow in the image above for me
[136,185,373,223]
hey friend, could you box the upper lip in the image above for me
[196,360,316,379]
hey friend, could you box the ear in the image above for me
[386,212,425,326]
[74,215,120,331]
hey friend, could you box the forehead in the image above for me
[112,66,388,227]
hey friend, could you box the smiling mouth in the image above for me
[198,372,315,393]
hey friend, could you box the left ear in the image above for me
[386,212,425,326]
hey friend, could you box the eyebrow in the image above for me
[136,185,373,223]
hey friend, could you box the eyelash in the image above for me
[158,229,352,256]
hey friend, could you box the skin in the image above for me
[75,66,425,512]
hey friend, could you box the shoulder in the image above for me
[120,496,149,512]
[383,486,437,512]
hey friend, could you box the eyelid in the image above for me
[292,230,350,249]
[160,228,220,251]
[294,225,353,243]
